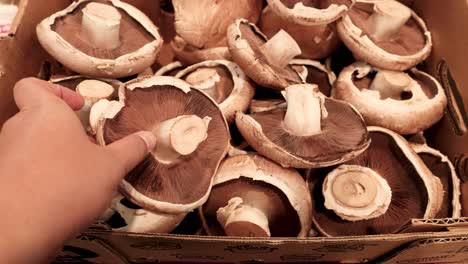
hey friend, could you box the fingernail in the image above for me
[135,131,156,152]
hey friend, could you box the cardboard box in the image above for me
[0,0,467,263]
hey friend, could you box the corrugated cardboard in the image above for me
[0,0,467,263]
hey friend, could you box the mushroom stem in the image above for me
[259,30,301,69]
[369,70,412,99]
[216,197,271,237]
[368,0,412,41]
[152,115,211,163]
[76,79,115,104]
[282,84,326,136]
[81,2,122,49]
[185,68,222,100]
[323,165,392,221]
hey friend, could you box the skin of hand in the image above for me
[0,78,156,263]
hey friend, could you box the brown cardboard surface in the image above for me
[397,218,468,234]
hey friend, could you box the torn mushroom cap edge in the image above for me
[36,0,163,78]
[266,0,355,26]
[290,58,337,85]
[175,59,255,123]
[170,36,232,65]
[199,154,313,238]
[95,75,230,214]
[336,0,432,71]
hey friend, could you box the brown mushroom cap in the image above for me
[227,19,303,91]
[410,143,462,218]
[266,0,355,25]
[236,84,370,168]
[37,0,162,78]
[337,0,432,71]
[96,76,230,214]
[154,61,185,77]
[309,126,443,236]
[334,62,447,135]
[259,6,341,59]
[290,59,336,96]
[170,36,232,65]
[175,60,255,123]
[201,154,312,237]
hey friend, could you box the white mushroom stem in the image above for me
[81,2,122,49]
[368,0,412,41]
[323,165,392,221]
[369,70,412,99]
[259,29,302,69]
[75,99,94,129]
[185,68,221,100]
[152,115,211,163]
[76,79,115,104]
[282,84,327,137]
[216,197,271,237]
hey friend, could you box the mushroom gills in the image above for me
[184,67,234,104]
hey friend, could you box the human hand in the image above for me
[0,78,156,263]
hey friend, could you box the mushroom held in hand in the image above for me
[201,154,312,237]
[100,194,185,233]
[334,62,447,135]
[37,0,162,78]
[309,126,444,236]
[171,0,262,64]
[259,6,341,59]
[266,0,354,25]
[176,60,255,123]
[337,0,432,70]
[227,19,303,91]
[236,84,370,168]
[96,76,230,213]
[410,142,462,218]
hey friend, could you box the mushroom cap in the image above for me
[266,0,355,26]
[173,0,262,49]
[201,154,312,237]
[50,75,123,94]
[102,194,186,233]
[170,36,232,65]
[410,143,462,218]
[227,19,303,91]
[334,62,447,135]
[176,60,255,123]
[309,126,444,236]
[336,0,432,71]
[36,0,162,78]
[96,76,230,214]
[236,85,370,169]
[290,59,336,96]
[259,6,341,59]
[154,61,185,77]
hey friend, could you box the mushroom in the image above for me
[266,0,355,25]
[200,154,312,237]
[227,19,303,91]
[290,59,337,96]
[95,76,230,213]
[175,60,255,123]
[410,142,462,218]
[249,98,287,114]
[259,5,341,59]
[99,194,185,233]
[334,62,447,135]
[236,83,370,168]
[154,61,185,77]
[336,0,432,71]
[50,75,121,130]
[308,126,444,236]
[36,0,162,78]
[170,0,262,64]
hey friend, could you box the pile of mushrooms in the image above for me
[33,0,465,237]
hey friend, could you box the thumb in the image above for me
[105,131,157,176]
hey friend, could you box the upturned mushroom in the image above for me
[337,0,432,71]
[259,5,341,59]
[99,194,185,233]
[236,83,370,168]
[171,0,262,64]
[410,142,462,218]
[266,0,354,25]
[175,60,255,123]
[95,76,230,213]
[309,126,444,236]
[227,19,303,91]
[36,0,162,78]
[201,154,312,237]
[154,61,184,77]
[334,62,447,135]
[50,75,121,130]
